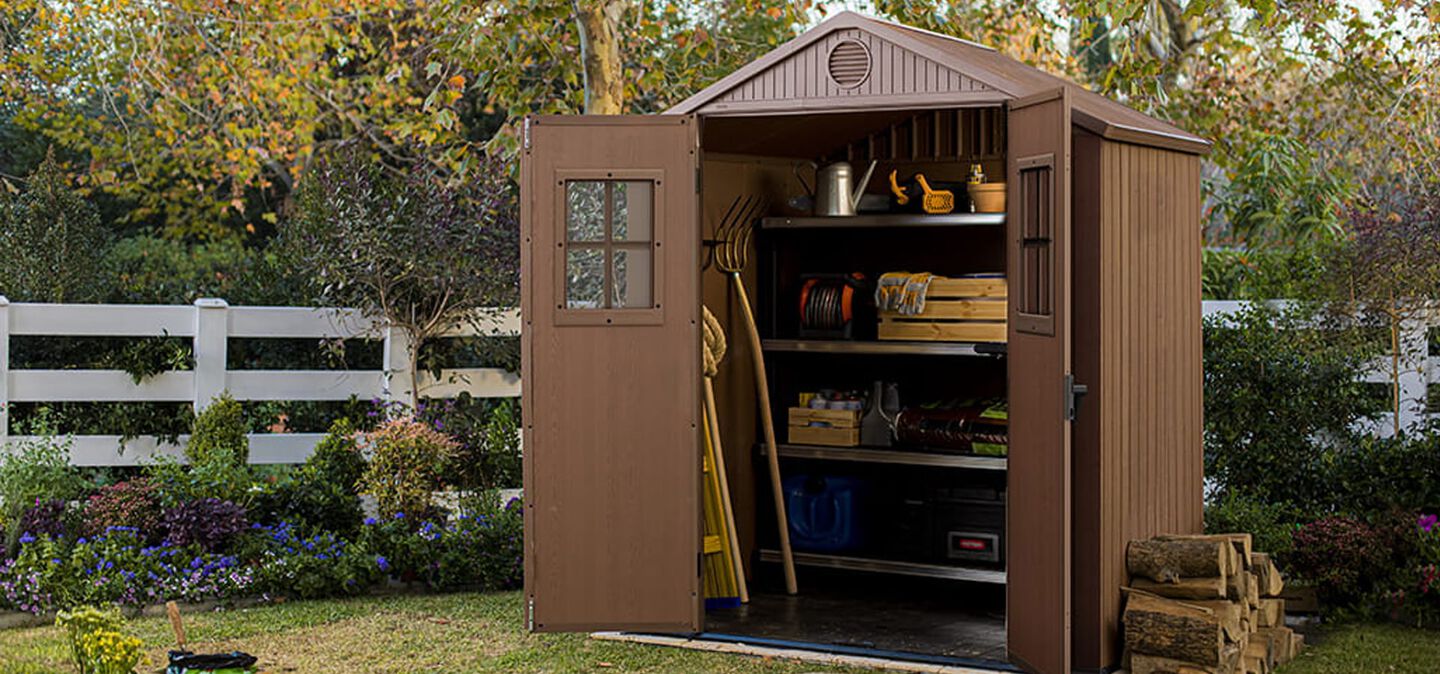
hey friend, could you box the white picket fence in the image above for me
[0,297,520,466]
[1202,300,1438,435]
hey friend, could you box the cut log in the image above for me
[1256,598,1283,628]
[1226,567,1248,602]
[1129,537,1233,583]
[1245,631,1277,672]
[1186,600,1246,642]
[1130,645,1242,674]
[1162,533,1252,570]
[1251,552,1285,597]
[1289,633,1305,659]
[1255,626,1294,665]
[1241,654,1264,674]
[1132,576,1229,600]
[1123,591,1228,665]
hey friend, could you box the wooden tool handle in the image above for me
[732,273,797,595]
[166,601,187,649]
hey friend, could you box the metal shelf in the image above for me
[761,213,1006,229]
[761,339,1005,357]
[770,443,1007,470]
[759,549,1006,584]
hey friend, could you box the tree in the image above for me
[1327,191,1440,435]
[0,149,109,302]
[279,144,519,410]
[573,0,627,114]
[0,0,493,239]
[0,0,812,236]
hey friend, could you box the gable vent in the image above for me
[827,40,871,89]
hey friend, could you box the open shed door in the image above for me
[521,115,702,632]
[1005,89,1073,674]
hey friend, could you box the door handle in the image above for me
[1065,373,1088,421]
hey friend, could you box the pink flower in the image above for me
[1419,513,1438,533]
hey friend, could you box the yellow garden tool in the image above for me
[701,306,748,606]
[714,196,798,596]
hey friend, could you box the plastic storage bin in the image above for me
[784,474,868,553]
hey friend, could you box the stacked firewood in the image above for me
[1122,534,1304,674]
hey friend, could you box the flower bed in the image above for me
[0,406,523,620]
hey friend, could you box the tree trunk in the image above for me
[572,0,626,114]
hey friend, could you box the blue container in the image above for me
[784,474,867,552]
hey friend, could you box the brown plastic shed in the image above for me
[520,11,1207,673]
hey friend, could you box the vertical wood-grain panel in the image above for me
[523,116,702,633]
[1075,138,1204,669]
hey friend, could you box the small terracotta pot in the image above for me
[967,182,1006,213]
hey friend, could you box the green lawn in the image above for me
[6,593,1438,674]
[1279,622,1440,674]
[0,591,867,673]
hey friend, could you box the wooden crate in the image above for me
[788,424,861,447]
[878,276,1007,343]
[787,407,861,429]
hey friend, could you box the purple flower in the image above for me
[1421,514,1438,533]
[364,517,378,526]
[376,556,391,573]
[17,533,36,545]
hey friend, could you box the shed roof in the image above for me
[667,11,1210,155]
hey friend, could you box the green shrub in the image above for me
[306,418,367,491]
[251,419,366,536]
[188,393,248,467]
[0,424,86,556]
[359,419,458,520]
[1204,302,1382,511]
[426,396,522,493]
[1204,490,1299,559]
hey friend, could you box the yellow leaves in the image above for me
[447,74,466,90]
[766,7,781,19]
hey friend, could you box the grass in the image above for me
[7,592,1438,674]
[0,591,868,673]
[1280,622,1440,674]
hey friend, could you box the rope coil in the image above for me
[702,305,727,377]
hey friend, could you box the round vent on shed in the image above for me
[827,40,872,89]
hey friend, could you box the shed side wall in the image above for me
[1092,137,1205,667]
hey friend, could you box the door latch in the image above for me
[1065,373,1089,421]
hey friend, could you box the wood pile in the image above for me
[1123,535,1304,674]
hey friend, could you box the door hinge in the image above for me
[698,551,704,579]
[695,164,702,193]
[527,596,535,631]
[523,117,532,150]
[1065,372,1089,421]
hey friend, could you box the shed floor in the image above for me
[704,569,1007,664]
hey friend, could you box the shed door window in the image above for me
[1016,157,1054,335]
[564,180,654,310]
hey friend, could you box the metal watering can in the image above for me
[795,160,878,217]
